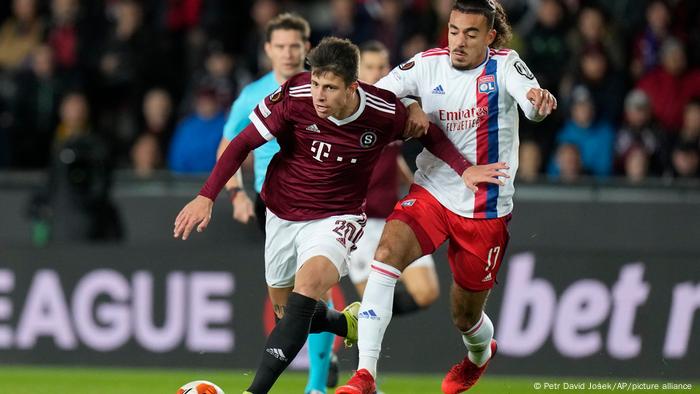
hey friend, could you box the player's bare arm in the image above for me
[173,124,268,240]
[403,101,430,139]
[173,195,213,240]
[526,88,557,117]
[216,138,255,224]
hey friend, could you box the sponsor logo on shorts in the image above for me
[401,199,416,207]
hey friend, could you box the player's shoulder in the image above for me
[419,46,450,60]
[359,81,399,118]
[490,47,521,64]
[282,72,311,100]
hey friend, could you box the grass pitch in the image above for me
[1,366,698,393]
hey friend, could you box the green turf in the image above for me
[1,366,698,393]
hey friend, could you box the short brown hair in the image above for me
[359,40,389,56]
[306,37,360,86]
[265,13,310,42]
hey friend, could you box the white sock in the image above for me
[357,261,401,378]
[461,312,494,367]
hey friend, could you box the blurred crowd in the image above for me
[0,0,699,183]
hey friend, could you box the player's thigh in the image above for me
[294,255,345,299]
[450,282,491,330]
[295,213,366,286]
[447,215,510,292]
[264,209,298,288]
[381,185,450,268]
[347,218,383,286]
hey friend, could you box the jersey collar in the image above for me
[328,86,367,126]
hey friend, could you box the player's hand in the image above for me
[232,191,255,224]
[526,88,557,117]
[173,195,214,240]
[403,102,429,139]
[461,162,511,193]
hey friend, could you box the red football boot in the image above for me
[335,368,377,394]
[441,339,497,394]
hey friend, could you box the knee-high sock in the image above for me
[357,261,401,378]
[247,292,317,394]
[305,299,335,394]
[461,312,494,367]
[309,299,347,337]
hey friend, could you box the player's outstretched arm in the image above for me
[526,88,557,118]
[216,137,255,224]
[174,195,214,240]
[173,125,267,240]
[402,101,429,139]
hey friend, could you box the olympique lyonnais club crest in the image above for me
[360,131,378,148]
[399,60,415,70]
[478,75,497,94]
[514,60,535,80]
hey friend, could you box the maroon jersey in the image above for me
[199,72,470,221]
[254,73,406,220]
[365,142,402,218]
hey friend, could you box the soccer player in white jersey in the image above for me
[350,40,440,317]
[337,1,557,393]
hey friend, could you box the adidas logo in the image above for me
[305,124,320,133]
[266,348,288,361]
[359,309,380,320]
[482,272,492,282]
[432,85,445,95]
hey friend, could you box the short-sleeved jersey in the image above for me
[376,47,543,219]
[248,72,408,221]
[222,72,280,193]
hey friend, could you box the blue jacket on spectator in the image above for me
[548,120,616,177]
[168,112,226,173]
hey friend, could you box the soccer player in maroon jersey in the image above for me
[173,37,506,394]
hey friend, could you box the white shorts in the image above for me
[348,218,435,285]
[264,209,366,288]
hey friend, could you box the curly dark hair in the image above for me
[453,0,513,48]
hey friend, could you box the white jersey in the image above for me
[377,47,544,218]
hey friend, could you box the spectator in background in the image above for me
[548,86,615,178]
[180,42,249,116]
[677,98,700,147]
[637,38,700,132]
[616,89,667,177]
[567,5,625,72]
[313,0,372,45]
[369,0,420,65]
[552,143,582,183]
[168,86,225,173]
[96,0,153,164]
[244,0,280,77]
[11,45,64,168]
[131,88,174,177]
[561,45,625,125]
[46,0,83,77]
[518,139,542,183]
[623,146,650,183]
[45,90,123,242]
[631,0,674,79]
[670,142,699,178]
[523,0,569,94]
[0,0,44,71]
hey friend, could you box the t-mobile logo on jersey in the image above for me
[311,140,332,162]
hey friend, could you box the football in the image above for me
[177,380,225,394]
